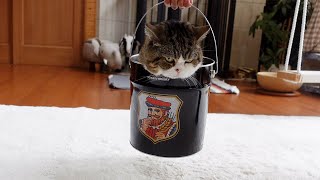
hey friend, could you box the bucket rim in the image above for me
[130,54,215,68]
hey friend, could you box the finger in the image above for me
[164,0,171,7]
[186,0,193,8]
[143,120,150,125]
[155,134,164,139]
[171,0,178,10]
[183,0,189,7]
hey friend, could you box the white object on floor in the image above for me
[108,74,130,90]
[0,105,319,180]
[210,78,240,94]
[296,70,320,83]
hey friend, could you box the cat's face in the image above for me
[153,55,202,79]
[139,21,210,79]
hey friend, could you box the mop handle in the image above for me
[131,1,219,77]
[297,0,309,73]
[284,0,308,72]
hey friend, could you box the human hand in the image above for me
[164,0,193,10]
[155,132,166,140]
[141,119,151,132]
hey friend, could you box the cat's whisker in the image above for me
[192,76,201,85]
[186,77,196,87]
[190,75,200,84]
[135,77,148,82]
[141,77,151,82]
[187,77,197,87]
[134,76,154,85]
[189,76,201,88]
[134,76,148,82]
[183,78,192,88]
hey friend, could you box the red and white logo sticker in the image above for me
[137,92,183,144]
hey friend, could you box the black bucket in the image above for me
[129,54,215,157]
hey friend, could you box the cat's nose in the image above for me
[175,69,180,73]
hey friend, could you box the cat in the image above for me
[139,21,210,79]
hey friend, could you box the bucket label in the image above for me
[137,92,183,144]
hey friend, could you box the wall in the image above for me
[84,0,97,40]
[97,0,208,43]
[97,0,137,42]
[230,0,266,71]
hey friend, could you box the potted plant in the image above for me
[249,0,313,72]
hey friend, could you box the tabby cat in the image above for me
[139,21,210,79]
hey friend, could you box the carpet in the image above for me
[0,105,319,180]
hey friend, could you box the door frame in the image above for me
[0,0,13,64]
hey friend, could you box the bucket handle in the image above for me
[131,1,219,78]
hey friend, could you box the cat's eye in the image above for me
[164,57,174,62]
[185,59,194,64]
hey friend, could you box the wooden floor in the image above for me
[0,64,319,116]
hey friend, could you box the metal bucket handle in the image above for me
[130,1,219,78]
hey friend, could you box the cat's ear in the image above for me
[193,25,210,42]
[145,23,161,41]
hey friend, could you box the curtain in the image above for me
[304,0,320,52]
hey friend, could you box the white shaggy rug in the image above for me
[0,105,320,180]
